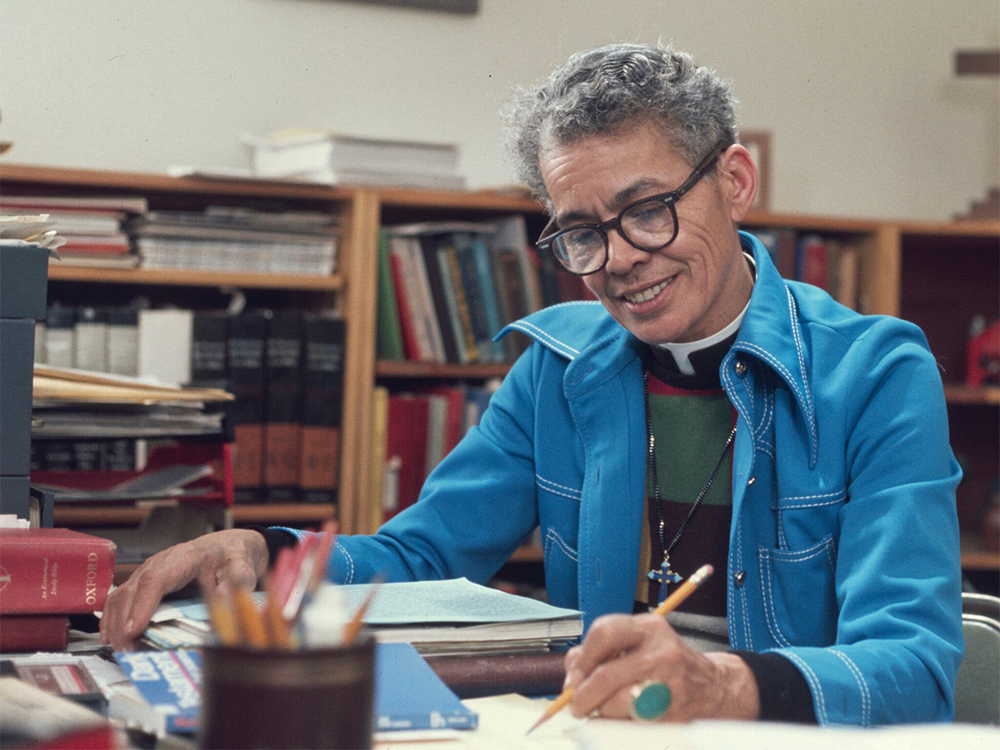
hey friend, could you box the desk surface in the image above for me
[375,694,1000,750]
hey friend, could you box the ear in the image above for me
[719,144,758,222]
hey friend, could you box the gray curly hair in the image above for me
[502,43,738,207]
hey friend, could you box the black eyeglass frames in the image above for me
[536,139,732,276]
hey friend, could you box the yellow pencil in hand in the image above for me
[526,564,715,735]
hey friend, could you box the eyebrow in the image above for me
[555,178,666,227]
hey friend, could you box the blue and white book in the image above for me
[115,643,476,734]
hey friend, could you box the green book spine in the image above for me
[376,230,405,360]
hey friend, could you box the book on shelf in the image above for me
[379,384,496,524]
[299,314,347,504]
[138,308,194,387]
[0,528,116,614]
[244,129,466,190]
[263,310,304,502]
[369,386,390,531]
[228,311,269,503]
[375,230,405,361]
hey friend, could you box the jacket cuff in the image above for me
[245,525,299,567]
[731,650,817,723]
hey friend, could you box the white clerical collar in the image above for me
[655,253,755,376]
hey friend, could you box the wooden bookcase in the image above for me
[4,164,997,573]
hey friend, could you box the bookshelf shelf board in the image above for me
[375,186,544,214]
[232,503,335,525]
[742,211,881,234]
[47,265,344,291]
[508,544,544,563]
[1,163,357,202]
[375,360,512,380]
[896,219,1000,239]
[944,385,1000,406]
[54,502,335,527]
[961,535,1000,570]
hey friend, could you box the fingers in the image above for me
[99,530,268,651]
[566,613,682,720]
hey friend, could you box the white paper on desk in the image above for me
[576,719,1000,750]
[342,578,581,625]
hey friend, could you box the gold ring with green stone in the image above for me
[627,680,672,722]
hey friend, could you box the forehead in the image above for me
[539,121,691,219]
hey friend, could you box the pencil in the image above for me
[233,588,270,649]
[205,589,240,646]
[526,564,714,735]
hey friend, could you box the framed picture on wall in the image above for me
[740,131,771,212]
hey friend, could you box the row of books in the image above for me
[753,228,861,310]
[0,195,340,275]
[377,217,591,364]
[32,306,348,505]
[370,382,499,528]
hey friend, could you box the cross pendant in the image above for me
[648,555,684,604]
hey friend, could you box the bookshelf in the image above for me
[4,164,997,573]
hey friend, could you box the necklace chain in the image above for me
[643,369,736,572]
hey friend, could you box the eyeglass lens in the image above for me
[551,197,677,274]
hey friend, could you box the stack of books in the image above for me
[0,528,116,652]
[243,129,466,190]
[126,206,339,275]
[0,194,147,269]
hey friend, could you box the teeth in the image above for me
[624,279,670,304]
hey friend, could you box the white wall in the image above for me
[1,0,997,220]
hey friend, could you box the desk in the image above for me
[375,694,1000,750]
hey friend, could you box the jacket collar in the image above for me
[732,231,818,466]
[497,231,817,458]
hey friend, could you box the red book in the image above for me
[384,395,430,521]
[0,614,70,651]
[388,250,421,361]
[427,386,466,456]
[0,529,116,614]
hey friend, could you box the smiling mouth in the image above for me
[622,277,673,304]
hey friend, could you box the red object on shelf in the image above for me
[31,441,234,508]
[966,320,1000,387]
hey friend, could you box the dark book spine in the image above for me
[190,312,230,390]
[299,315,346,504]
[263,310,303,502]
[418,235,460,363]
[227,311,269,503]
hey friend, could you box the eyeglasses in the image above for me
[537,140,732,276]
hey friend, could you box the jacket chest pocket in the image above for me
[757,534,838,648]
[535,472,581,610]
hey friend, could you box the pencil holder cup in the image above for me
[200,635,376,750]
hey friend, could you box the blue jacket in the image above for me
[330,231,963,726]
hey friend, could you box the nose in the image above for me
[604,227,649,276]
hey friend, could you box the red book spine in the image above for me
[0,529,116,614]
[0,614,70,651]
[389,251,421,361]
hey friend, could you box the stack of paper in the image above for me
[243,129,466,191]
[32,365,231,441]
[341,578,583,656]
[127,205,339,275]
[139,578,582,656]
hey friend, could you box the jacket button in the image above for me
[734,359,748,378]
[734,570,747,587]
[747,476,756,486]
